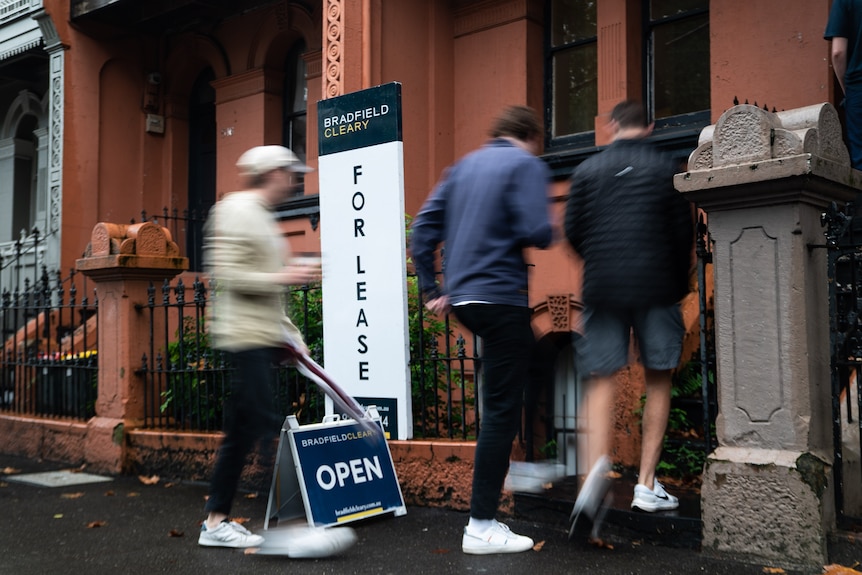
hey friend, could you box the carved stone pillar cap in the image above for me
[686,103,849,172]
[76,221,188,280]
[675,103,862,202]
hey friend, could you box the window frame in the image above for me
[542,0,710,176]
[642,2,710,133]
[543,0,598,153]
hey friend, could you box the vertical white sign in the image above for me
[317,83,412,439]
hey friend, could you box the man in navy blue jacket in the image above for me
[564,101,694,535]
[410,105,553,555]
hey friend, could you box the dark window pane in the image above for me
[551,0,597,46]
[650,0,708,21]
[283,40,308,163]
[652,13,709,118]
[289,115,307,161]
[552,43,598,137]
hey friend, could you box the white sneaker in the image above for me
[504,461,566,493]
[631,480,679,512]
[569,455,612,523]
[461,520,534,555]
[257,525,357,558]
[198,520,265,548]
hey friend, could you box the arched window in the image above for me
[12,115,39,240]
[283,39,308,196]
[187,67,216,271]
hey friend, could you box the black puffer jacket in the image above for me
[564,138,694,309]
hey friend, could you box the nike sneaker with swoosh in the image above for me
[631,480,679,512]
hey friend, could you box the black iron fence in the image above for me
[823,200,862,528]
[0,260,98,420]
[136,274,482,439]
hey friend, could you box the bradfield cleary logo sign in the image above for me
[318,83,401,155]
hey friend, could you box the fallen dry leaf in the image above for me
[762,568,786,574]
[60,492,85,499]
[138,474,160,485]
[431,548,450,554]
[168,529,184,538]
[533,540,546,551]
[0,482,8,488]
[588,536,614,550]
[53,514,63,519]
[608,470,622,479]
[104,490,115,497]
[163,482,175,488]
[86,521,106,528]
[244,493,258,499]
[231,517,250,525]
[2,467,21,475]
[243,547,260,555]
[823,565,862,575]
[126,492,140,497]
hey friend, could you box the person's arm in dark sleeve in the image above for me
[510,159,554,249]
[564,169,586,253]
[409,177,449,302]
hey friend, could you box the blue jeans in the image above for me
[845,83,862,170]
[453,304,535,520]
[204,347,281,516]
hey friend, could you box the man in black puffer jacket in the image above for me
[564,101,694,535]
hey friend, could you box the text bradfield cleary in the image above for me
[322,105,390,138]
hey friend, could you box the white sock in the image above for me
[467,517,494,534]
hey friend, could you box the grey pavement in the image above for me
[1,453,858,575]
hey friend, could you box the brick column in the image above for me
[676,103,860,569]
[76,222,187,473]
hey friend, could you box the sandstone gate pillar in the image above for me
[76,222,187,473]
[675,103,861,569]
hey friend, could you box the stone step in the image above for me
[513,474,703,549]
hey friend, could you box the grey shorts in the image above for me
[576,304,684,377]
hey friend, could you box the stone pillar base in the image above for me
[702,446,832,569]
[83,417,126,474]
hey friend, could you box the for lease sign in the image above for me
[317,82,412,440]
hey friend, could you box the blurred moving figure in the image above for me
[564,101,694,536]
[411,105,553,555]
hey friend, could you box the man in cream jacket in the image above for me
[198,145,354,558]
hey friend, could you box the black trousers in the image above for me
[453,304,535,520]
[204,347,280,516]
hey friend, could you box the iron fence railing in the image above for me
[136,274,482,439]
[822,200,862,529]
[0,264,98,420]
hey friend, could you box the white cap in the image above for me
[236,145,313,177]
